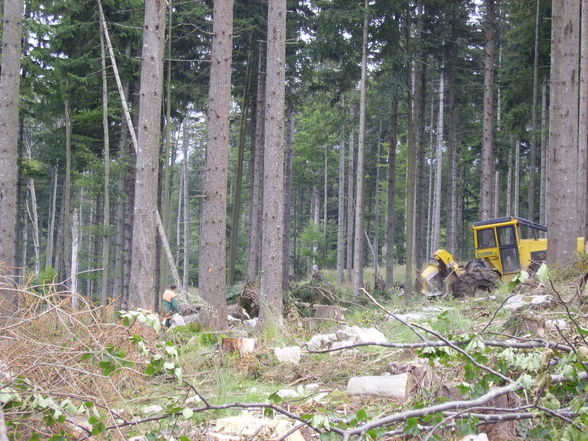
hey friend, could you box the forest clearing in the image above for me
[2,0,588,439]
[2,265,588,440]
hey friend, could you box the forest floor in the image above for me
[1,264,588,441]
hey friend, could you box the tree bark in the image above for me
[283,107,294,291]
[385,95,398,289]
[373,119,382,288]
[0,0,23,284]
[100,25,111,305]
[580,0,588,235]
[246,42,265,283]
[527,0,541,222]
[346,105,355,283]
[514,140,520,217]
[539,79,548,226]
[128,0,167,310]
[506,147,512,216]
[260,0,287,325]
[547,0,581,264]
[431,70,444,253]
[353,0,369,297]
[446,15,458,255]
[337,118,346,284]
[480,0,497,221]
[404,2,419,295]
[182,123,190,294]
[45,166,58,270]
[228,48,253,285]
[198,0,233,330]
[24,136,40,276]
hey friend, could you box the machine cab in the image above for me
[472,217,547,278]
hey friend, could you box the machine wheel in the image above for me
[451,267,500,297]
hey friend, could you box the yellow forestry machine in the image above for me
[419,216,585,297]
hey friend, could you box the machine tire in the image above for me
[451,267,500,298]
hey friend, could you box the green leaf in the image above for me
[98,360,116,376]
[535,263,549,282]
[355,408,368,421]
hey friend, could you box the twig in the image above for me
[275,423,305,441]
[412,323,514,383]
[549,279,588,346]
[480,293,517,334]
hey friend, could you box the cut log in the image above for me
[346,373,410,401]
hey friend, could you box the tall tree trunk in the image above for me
[198,0,233,329]
[426,99,434,258]
[45,166,58,270]
[159,0,174,293]
[431,70,444,253]
[182,123,190,294]
[352,0,369,297]
[580,0,588,236]
[446,16,458,256]
[310,186,320,274]
[176,166,183,268]
[100,25,111,305]
[480,0,496,220]
[527,0,541,222]
[60,99,73,285]
[494,170,500,218]
[228,48,253,285]
[128,0,166,310]
[260,0,286,325]
[385,95,398,289]
[514,140,520,217]
[346,105,355,283]
[373,119,382,288]
[70,208,80,302]
[506,147,512,216]
[282,107,294,291]
[24,137,40,276]
[337,112,346,284]
[246,42,265,283]
[539,79,548,226]
[547,0,581,264]
[404,2,419,296]
[0,0,23,287]
[323,144,328,264]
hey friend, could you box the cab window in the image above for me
[477,228,496,248]
[498,225,516,246]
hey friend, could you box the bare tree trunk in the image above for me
[24,136,40,275]
[404,2,420,295]
[431,70,444,253]
[480,0,496,220]
[446,16,458,256]
[198,0,233,329]
[311,186,320,274]
[182,123,190,294]
[228,48,253,285]
[494,170,500,218]
[385,95,398,289]
[547,0,581,264]
[283,107,294,291]
[246,42,265,283]
[506,147,512,216]
[61,99,73,285]
[323,144,328,264]
[346,106,355,283]
[260,0,286,325]
[0,0,23,284]
[353,0,369,297]
[528,0,541,222]
[45,166,58,269]
[176,166,183,269]
[100,25,111,305]
[128,0,166,310]
[373,119,382,287]
[580,0,588,236]
[337,114,346,284]
[426,99,434,258]
[539,80,548,226]
[514,140,520,217]
[71,208,80,302]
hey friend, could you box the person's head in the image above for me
[170,285,177,290]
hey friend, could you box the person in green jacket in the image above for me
[162,285,179,327]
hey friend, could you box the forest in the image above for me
[1,0,588,440]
